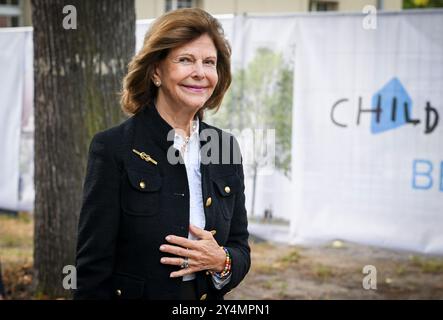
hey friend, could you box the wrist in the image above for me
[215,247,226,272]
[210,246,231,278]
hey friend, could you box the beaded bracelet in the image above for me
[212,246,231,279]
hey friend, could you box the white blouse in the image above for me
[173,118,231,289]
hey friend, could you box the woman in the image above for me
[74,8,250,300]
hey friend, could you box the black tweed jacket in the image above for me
[73,103,250,300]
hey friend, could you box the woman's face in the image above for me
[154,33,219,113]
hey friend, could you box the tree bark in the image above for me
[32,0,135,298]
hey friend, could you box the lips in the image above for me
[181,85,207,93]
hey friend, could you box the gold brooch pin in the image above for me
[132,149,158,165]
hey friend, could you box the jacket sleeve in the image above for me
[73,132,121,299]
[212,136,251,296]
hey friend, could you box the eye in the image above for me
[204,60,216,66]
[178,57,193,64]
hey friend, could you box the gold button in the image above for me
[200,293,207,300]
[205,197,212,207]
[224,186,231,194]
[116,289,122,296]
[139,181,146,189]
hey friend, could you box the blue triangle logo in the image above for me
[371,77,413,134]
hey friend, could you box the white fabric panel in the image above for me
[0,29,28,211]
[17,29,34,211]
[290,11,443,254]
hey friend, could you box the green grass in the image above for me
[254,263,276,275]
[395,265,406,276]
[0,213,33,264]
[410,255,443,274]
[0,212,34,299]
[314,264,333,280]
[260,279,275,290]
[278,248,301,265]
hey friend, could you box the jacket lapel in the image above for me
[199,121,216,231]
[127,103,219,232]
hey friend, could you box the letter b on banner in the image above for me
[412,159,443,191]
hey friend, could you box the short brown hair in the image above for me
[120,8,232,118]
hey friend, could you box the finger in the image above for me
[159,244,196,258]
[189,224,212,240]
[165,235,197,249]
[170,266,199,278]
[160,257,184,266]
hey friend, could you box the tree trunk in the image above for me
[32,0,135,298]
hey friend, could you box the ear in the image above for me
[152,62,162,83]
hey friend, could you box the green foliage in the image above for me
[208,47,293,178]
[279,249,301,265]
[403,0,443,9]
[410,255,443,273]
[314,264,334,280]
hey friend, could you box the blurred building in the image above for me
[135,0,403,19]
[0,0,403,28]
[0,0,31,27]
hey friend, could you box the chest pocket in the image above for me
[121,168,162,216]
[211,173,242,220]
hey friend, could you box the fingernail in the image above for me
[170,274,174,278]
[160,258,166,263]
[160,245,165,251]
[165,235,171,241]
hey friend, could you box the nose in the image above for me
[191,60,205,79]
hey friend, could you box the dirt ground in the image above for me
[226,237,443,299]
[1,213,443,299]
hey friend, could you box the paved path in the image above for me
[247,222,290,244]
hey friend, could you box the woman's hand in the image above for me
[159,224,227,278]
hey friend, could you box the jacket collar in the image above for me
[139,102,174,152]
[138,102,210,153]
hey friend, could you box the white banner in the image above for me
[229,15,296,222]
[290,10,443,254]
[0,28,33,211]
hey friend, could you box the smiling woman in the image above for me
[74,8,250,300]
[120,8,232,119]
[153,33,219,121]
